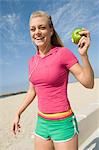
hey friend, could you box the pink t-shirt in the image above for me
[29,47,78,113]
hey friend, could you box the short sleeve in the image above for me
[60,48,78,69]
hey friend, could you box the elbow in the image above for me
[90,81,94,89]
[86,84,94,89]
[84,79,94,89]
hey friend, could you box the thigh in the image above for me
[49,114,79,142]
[34,135,55,150]
[53,134,78,150]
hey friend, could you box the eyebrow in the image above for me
[30,24,46,28]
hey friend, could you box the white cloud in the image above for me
[0,13,19,24]
[51,0,99,43]
[0,12,30,44]
[0,13,20,42]
[0,12,30,64]
[3,13,19,27]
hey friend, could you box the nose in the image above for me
[35,28,41,35]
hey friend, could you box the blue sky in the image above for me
[0,0,99,94]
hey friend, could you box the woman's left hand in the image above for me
[78,29,90,56]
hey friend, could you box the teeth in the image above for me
[36,37,44,40]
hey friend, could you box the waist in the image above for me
[38,108,73,120]
[38,97,71,114]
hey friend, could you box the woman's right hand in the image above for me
[12,114,21,135]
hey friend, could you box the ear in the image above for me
[50,28,54,36]
[50,32,53,36]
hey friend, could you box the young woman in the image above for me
[12,11,94,150]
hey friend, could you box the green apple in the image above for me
[71,28,83,44]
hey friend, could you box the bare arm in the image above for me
[12,81,36,134]
[70,29,94,89]
[16,82,36,117]
[70,56,94,88]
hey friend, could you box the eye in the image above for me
[39,26,46,30]
[30,28,35,32]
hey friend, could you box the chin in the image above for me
[36,43,45,47]
[35,41,46,47]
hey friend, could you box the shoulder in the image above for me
[28,55,36,72]
[28,55,36,63]
[57,47,74,56]
[58,47,78,68]
[57,47,72,52]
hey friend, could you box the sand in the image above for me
[0,78,99,150]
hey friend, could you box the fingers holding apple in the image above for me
[72,28,90,56]
[78,29,90,55]
[71,28,83,44]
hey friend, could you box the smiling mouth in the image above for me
[35,37,45,40]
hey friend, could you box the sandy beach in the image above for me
[0,78,99,150]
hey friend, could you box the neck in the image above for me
[38,43,52,56]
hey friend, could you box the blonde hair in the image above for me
[29,11,64,47]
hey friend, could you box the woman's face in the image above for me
[30,16,53,49]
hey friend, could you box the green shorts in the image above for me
[35,114,79,142]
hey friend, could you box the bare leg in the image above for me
[53,134,78,150]
[34,135,55,150]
